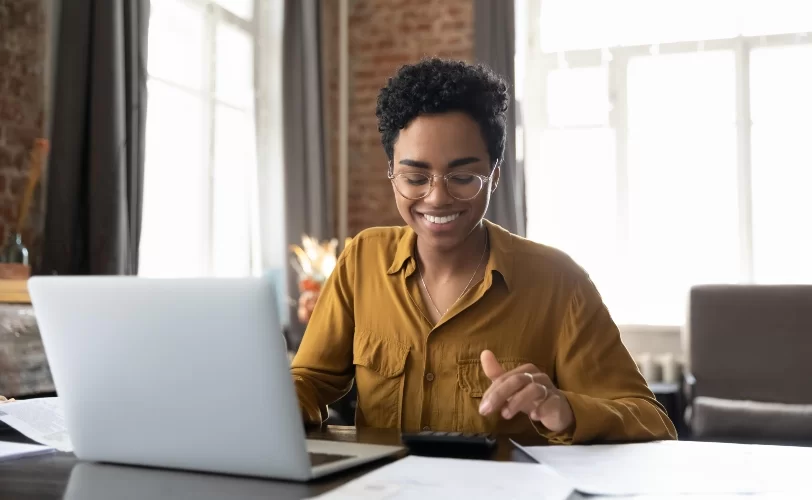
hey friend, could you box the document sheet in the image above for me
[311,455,575,500]
[0,397,73,452]
[516,440,809,496]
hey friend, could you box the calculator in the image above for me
[400,430,497,458]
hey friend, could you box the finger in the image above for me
[479,372,533,415]
[480,363,540,402]
[501,381,549,420]
[479,350,505,381]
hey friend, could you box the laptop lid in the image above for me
[28,276,313,480]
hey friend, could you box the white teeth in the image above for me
[423,213,460,224]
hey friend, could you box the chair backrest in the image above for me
[688,285,812,404]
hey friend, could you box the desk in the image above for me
[0,426,547,500]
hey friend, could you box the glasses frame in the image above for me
[387,160,499,201]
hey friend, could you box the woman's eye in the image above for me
[403,175,429,185]
[449,174,475,184]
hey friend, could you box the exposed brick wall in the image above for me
[322,0,474,236]
[0,0,48,266]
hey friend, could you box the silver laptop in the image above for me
[28,276,402,481]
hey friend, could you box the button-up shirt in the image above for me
[291,220,677,443]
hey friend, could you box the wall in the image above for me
[0,0,48,267]
[322,0,475,236]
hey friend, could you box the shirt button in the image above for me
[422,426,431,431]
[425,372,435,382]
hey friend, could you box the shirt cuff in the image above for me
[293,376,327,424]
[529,390,608,444]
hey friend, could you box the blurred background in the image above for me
[1,0,812,440]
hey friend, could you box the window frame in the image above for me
[520,2,812,325]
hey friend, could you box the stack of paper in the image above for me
[310,455,575,500]
[515,440,810,496]
[0,441,55,462]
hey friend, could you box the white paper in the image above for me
[516,440,810,496]
[0,397,73,452]
[0,441,55,462]
[310,455,574,500]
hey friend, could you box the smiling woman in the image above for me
[290,58,676,444]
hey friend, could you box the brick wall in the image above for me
[0,0,48,266]
[322,0,474,236]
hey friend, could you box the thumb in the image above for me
[480,350,505,381]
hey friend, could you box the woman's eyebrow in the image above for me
[398,159,430,168]
[398,156,482,169]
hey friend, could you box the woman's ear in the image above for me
[490,162,501,192]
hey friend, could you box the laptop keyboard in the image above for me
[309,451,355,467]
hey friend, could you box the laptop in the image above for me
[27,276,403,481]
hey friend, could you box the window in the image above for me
[517,0,812,325]
[140,0,260,278]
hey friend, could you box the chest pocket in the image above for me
[455,357,536,434]
[353,331,409,429]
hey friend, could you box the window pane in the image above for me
[751,45,812,124]
[540,0,738,53]
[526,128,620,312]
[628,51,736,127]
[147,0,205,89]
[625,51,739,325]
[214,0,254,20]
[547,67,610,127]
[739,0,812,37]
[750,45,812,283]
[539,0,811,53]
[140,81,208,277]
[216,23,254,108]
[211,105,257,277]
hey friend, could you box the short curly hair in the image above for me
[376,58,509,169]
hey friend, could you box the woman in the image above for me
[291,58,676,443]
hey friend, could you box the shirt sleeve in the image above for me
[533,275,678,444]
[290,242,357,425]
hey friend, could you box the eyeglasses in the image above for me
[388,164,496,201]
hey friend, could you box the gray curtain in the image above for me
[282,0,331,345]
[40,0,149,275]
[475,0,526,236]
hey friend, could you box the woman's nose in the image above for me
[423,175,454,205]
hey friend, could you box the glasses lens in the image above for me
[446,172,484,200]
[393,173,431,199]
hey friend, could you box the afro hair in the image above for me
[375,58,510,169]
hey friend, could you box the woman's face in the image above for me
[391,111,499,251]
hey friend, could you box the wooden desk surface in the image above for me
[0,426,549,500]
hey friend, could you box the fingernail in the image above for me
[479,401,492,414]
[530,410,540,420]
[502,407,512,419]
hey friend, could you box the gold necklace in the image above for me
[417,230,489,318]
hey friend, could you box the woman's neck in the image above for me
[416,223,488,283]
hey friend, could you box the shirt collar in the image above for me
[386,220,514,291]
[387,226,417,276]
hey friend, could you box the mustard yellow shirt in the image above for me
[291,220,677,443]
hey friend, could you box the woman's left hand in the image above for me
[478,350,574,432]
